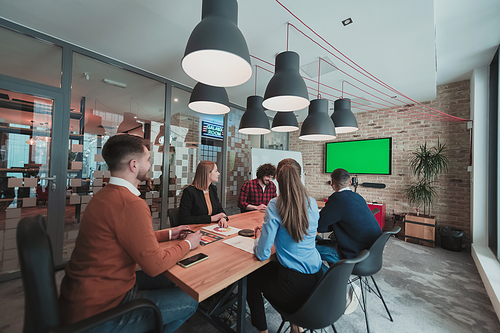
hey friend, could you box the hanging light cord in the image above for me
[255,65,258,95]
[317,57,321,99]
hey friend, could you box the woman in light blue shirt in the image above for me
[247,158,323,333]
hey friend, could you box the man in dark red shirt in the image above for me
[238,163,277,212]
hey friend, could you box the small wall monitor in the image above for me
[325,137,392,175]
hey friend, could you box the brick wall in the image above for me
[290,80,471,244]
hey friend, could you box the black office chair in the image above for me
[351,226,401,333]
[16,215,163,333]
[272,250,370,333]
[168,207,180,227]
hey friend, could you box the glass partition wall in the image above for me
[65,53,166,259]
[0,26,62,275]
[0,19,289,279]
[167,87,224,221]
[225,109,252,215]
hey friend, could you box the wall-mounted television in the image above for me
[325,138,392,175]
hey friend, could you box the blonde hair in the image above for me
[276,158,310,243]
[191,161,216,191]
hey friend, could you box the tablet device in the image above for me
[178,253,209,268]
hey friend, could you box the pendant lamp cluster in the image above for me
[183,0,251,116]
[182,0,359,140]
[239,50,308,135]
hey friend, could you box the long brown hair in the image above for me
[191,161,216,191]
[276,158,310,243]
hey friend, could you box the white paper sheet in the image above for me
[23,197,36,207]
[69,195,81,205]
[6,208,21,219]
[82,195,92,204]
[23,178,38,188]
[223,236,255,254]
[7,178,23,188]
[72,144,83,153]
[71,161,82,170]
[203,224,241,236]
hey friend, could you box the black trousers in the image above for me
[247,261,323,331]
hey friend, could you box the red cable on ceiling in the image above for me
[306,86,453,121]
[271,3,468,121]
[255,61,456,121]
[287,23,467,122]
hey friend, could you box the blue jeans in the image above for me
[316,241,341,273]
[88,271,198,333]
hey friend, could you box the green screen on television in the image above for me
[325,138,392,175]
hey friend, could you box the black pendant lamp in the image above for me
[239,96,271,135]
[188,82,230,114]
[299,99,336,141]
[182,0,252,87]
[331,98,358,133]
[272,112,299,132]
[263,51,310,112]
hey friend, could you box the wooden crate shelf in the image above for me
[404,214,436,248]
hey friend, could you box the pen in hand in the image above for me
[179,229,194,239]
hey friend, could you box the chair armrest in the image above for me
[53,263,66,272]
[49,299,163,333]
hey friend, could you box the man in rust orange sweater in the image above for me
[59,134,202,333]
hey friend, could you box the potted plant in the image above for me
[403,141,449,247]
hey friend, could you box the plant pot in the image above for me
[404,214,436,248]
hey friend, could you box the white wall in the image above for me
[470,66,500,321]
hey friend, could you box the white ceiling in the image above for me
[0,0,499,122]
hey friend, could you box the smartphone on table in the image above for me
[177,253,209,268]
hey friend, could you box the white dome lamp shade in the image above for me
[182,0,252,87]
[263,51,310,112]
[299,99,337,141]
[188,82,230,114]
[238,96,271,135]
[331,98,358,133]
[271,111,299,132]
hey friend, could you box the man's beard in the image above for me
[262,178,270,185]
[137,169,149,183]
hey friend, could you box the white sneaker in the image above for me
[344,283,361,314]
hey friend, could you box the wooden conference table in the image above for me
[160,210,274,332]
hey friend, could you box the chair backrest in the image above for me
[168,207,180,227]
[352,226,401,277]
[280,250,370,330]
[17,215,61,333]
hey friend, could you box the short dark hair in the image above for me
[102,134,149,172]
[331,168,350,187]
[256,163,276,179]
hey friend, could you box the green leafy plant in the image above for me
[68,150,78,169]
[403,141,449,216]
